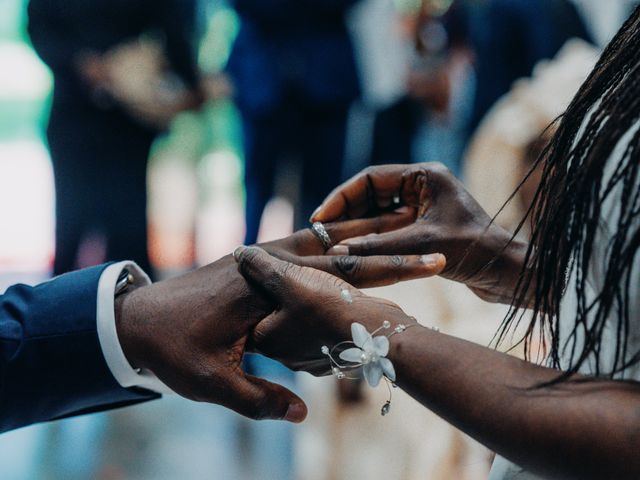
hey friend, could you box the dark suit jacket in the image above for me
[227,0,361,116]
[0,264,156,433]
[27,0,199,107]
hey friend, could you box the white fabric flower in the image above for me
[339,323,396,387]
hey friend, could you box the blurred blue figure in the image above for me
[467,0,592,133]
[227,0,362,244]
[390,0,592,177]
[228,9,361,473]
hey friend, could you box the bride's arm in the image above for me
[236,246,640,480]
[388,323,640,480]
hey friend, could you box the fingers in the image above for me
[322,208,416,246]
[327,227,423,257]
[234,246,295,303]
[292,253,446,288]
[225,373,307,423]
[311,165,410,223]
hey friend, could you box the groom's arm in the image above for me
[0,264,160,433]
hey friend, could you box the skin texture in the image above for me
[312,163,530,304]
[259,213,446,288]
[236,246,640,480]
[114,213,445,422]
[116,255,308,422]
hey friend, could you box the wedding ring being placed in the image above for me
[311,221,333,249]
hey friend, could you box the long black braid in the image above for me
[496,6,640,379]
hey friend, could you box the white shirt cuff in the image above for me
[96,261,174,394]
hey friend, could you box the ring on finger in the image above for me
[311,221,333,250]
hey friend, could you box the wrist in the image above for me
[388,321,424,361]
[476,234,530,303]
[115,285,152,371]
[504,239,528,275]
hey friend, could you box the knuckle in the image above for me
[390,255,406,267]
[373,215,384,234]
[424,161,450,175]
[279,261,295,278]
[238,247,262,271]
[362,165,377,176]
[360,235,380,253]
[249,391,274,420]
[333,255,362,278]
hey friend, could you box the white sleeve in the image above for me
[96,262,174,394]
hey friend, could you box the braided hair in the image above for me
[496,6,640,379]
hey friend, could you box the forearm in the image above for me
[386,321,640,479]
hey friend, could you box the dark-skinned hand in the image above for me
[258,212,446,289]
[115,255,307,423]
[311,163,530,304]
[234,246,417,376]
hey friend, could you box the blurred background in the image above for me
[0,0,638,479]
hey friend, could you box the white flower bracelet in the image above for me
[321,289,439,416]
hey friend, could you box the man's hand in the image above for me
[114,255,307,423]
[311,163,530,304]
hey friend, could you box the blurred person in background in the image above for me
[465,0,592,136]
[226,3,361,477]
[464,38,600,236]
[360,0,474,177]
[406,0,475,176]
[227,0,362,245]
[27,0,205,278]
[371,0,593,179]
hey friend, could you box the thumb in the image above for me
[226,372,308,423]
[234,245,297,303]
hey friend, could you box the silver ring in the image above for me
[311,222,333,249]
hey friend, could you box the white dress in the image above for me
[488,119,640,479]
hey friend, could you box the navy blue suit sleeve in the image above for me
[0,264,157,434]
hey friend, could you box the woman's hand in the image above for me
[234,246,417,375]
[256,213,446,289]
[311,163,529,304]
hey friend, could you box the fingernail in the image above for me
[309,206,322,222]
[327,245,349,256]
[233,245,247,261]
[394,206,411,214]
[284,402,307,423]
[421,253,442,267]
